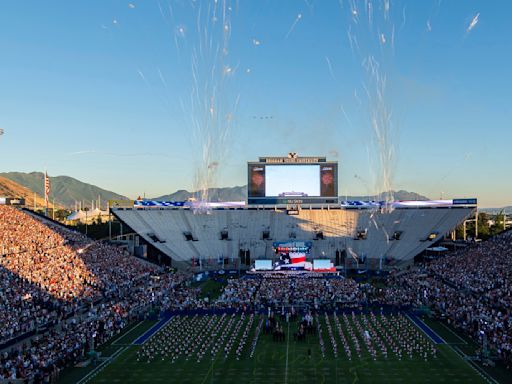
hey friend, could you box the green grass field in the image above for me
[76,312,492,384]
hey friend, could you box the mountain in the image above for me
[1,171,430,208]
[154,186,246,202]
[0,172,129,209]
[153,187,429,202]
[0,176,58,208]
[343,190,430,201]
[480,207,512,214]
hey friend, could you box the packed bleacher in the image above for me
[208,231,512,368]
[379,230,512,368]
[0,206,190,382]
[2,204,512,381]
[255,276,362,308]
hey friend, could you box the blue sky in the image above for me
[0,1,510,207]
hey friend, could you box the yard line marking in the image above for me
[451,345,498,384]
[200,355,216,384]
[77,346,129,384]
[406,314,445,344]
[285,321,290,384]
[111,321,143,345]
[439,321,468,344]
[133,316,173,345]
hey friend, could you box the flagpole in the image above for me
[44,171,48,217]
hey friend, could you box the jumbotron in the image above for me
[110,154,477,272]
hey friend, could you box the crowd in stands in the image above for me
[209,230,512,368]
[216,278,259,307]
[214,275,363,310]
[378,230,512,368]
[0,206,190,382]
[256,276,362,308]
[2,203,512,381]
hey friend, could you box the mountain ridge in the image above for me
[153,187,430,202]
[0,176,58,208]
[0,172,128,209]
[1,172,436,208]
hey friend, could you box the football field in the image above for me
[79,313,489,384]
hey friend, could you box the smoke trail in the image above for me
[347,247,359,262]
[349,0,359,23]
[186,0,238,212]
[366,0,373,29]
[383,0,390,20]
[466,12,480,34]
[340,104,353,127]
[325,56,336,80]
[400,6,406,31]
[342,0,398,208]
[136,68,148,83]
[285,13,303,40]
[157,67,168,89]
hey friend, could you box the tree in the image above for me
[490,210,506,236]
[455,212,492,240]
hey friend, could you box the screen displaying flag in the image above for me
[281,252,307,264]
[274,252,312,271]
[44,172,51,207]
[271,241,313,271]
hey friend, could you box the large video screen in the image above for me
[266,165,320,197]
[255,260,272,270]
[248,163,337,199]
[313,259,330,269]
[313,259,336,272]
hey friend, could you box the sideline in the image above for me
[450,345,498,384]
[133,316,173,345]
[438,321,468,344]
[111,321,144,345]
[77,346,129,384]
[406,314,445,344]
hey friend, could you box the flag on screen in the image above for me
[45,172,51,207]
[279,252,306,265]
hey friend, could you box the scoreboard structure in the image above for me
[247,154,339,205]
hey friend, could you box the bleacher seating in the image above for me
[113,207,472,269]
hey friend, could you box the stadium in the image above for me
[1,154,511,384]
[111,156,476,272]
[1,1,512,384]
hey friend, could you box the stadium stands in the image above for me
[113,206,473,269]
[2,204,511,381]
[0,206,190,381]
[372,230,512,367]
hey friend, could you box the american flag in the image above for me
[45,171,51,208]
[280,252,306,264]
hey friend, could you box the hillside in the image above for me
[0,172,129,209]
[344,190,430,201]
[0,176,57,208]
[154,186,246,202]
[153,187,429,202]
[480,207,512,214]
[1,171,431,208]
